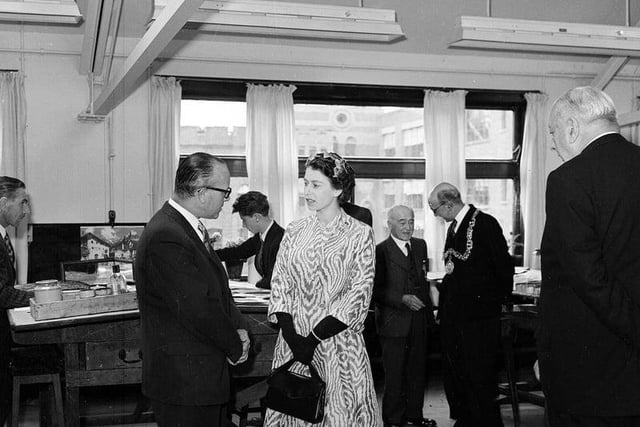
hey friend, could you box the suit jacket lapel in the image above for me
[386,237,410,271]
[0,235,15,279]
[161,202,225,270]
[452,205,476,249]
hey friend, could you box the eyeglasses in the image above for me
[202,186,232,200]
[430,202,447,215]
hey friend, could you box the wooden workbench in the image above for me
[9,282,275,427]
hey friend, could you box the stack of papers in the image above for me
[229,280,270,306]
[514,268,541,285]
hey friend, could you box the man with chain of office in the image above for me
[428,182,513,427]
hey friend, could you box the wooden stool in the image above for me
[10,346,64,427]
[499,310,545,427]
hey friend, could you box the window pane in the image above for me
[295,105,423,158]
[465,179,515,245]
[465,110,514,160]
[180,100,246,155]
[309,178,426,244]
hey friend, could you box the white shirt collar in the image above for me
[260,220,274,241]
[168,198,205,241]
[390,234,411,256]
[450,204,470,234]
[0,224,7,239]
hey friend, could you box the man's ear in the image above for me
[567,117,580,145]
[0,197,7,210]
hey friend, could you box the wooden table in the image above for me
[9,284,276,427]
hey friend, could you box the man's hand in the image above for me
[228,329,250,366]
[402,294,425,311]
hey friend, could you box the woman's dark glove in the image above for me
[291,316,347,364]
[296,334,320,364]
[275,312,296,341]
[312,316,348,340]
[275,312,308,362]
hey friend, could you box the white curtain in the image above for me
[149,76,181,213]
[0,71,28,283]
[520,92,549,267]
[246,84,298,227]
[423,90,468,271]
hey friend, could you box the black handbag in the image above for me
[264,359,326,423]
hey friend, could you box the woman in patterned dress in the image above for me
[265,152,379,426]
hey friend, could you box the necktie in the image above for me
[405,242,415,267]
[4,233,15,267]
[447,219,458,239]
[197,222,214,254]
[255,236,264,275]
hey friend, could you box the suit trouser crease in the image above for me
[381,310,428,423]
[441,318,503,427]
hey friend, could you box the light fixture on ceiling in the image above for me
[450,16,640,57]
[0,0,82,24]
[153,0,404,42]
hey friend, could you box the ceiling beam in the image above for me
[101,0,123,84]
[92,0,117,75]
[591,19,640,90]
[153,0,404,42]
[619,110,640,127]
[79,0,104,74]
[91,0,204,116]
[591,57,629,90]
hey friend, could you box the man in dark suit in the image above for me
[428,182,513,427]
[135,153,250,427]
[374,205,436,427]
[216,191,284,289]
[539,86,640,426]
[0,176,33,425]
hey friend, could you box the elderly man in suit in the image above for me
[428,182,513,427]
[216,191,284,289]
[374,205,437,427]
[135,153,250,427]
[539,86,640,426]
[0,176,33,425]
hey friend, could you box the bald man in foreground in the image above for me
[540,86,640,426]
[373,205,436,427]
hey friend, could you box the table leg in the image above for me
[63,344,80,427]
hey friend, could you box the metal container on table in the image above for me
[34,280,62,303]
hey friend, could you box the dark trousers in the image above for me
[441,318,503,427]
[0,331,12,426]
[546,400,640,427]
[380,310,428,424]
[151,399,234,427]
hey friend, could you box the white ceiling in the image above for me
[74,0,640,61]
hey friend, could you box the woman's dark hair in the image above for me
[305,152,355,204]
[232,191,270,217]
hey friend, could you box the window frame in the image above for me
[179,78,527,262]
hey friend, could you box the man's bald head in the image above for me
[428,182,463,222]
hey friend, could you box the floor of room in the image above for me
[13,364,546,427]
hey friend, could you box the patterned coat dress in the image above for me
[265,210,379,426]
